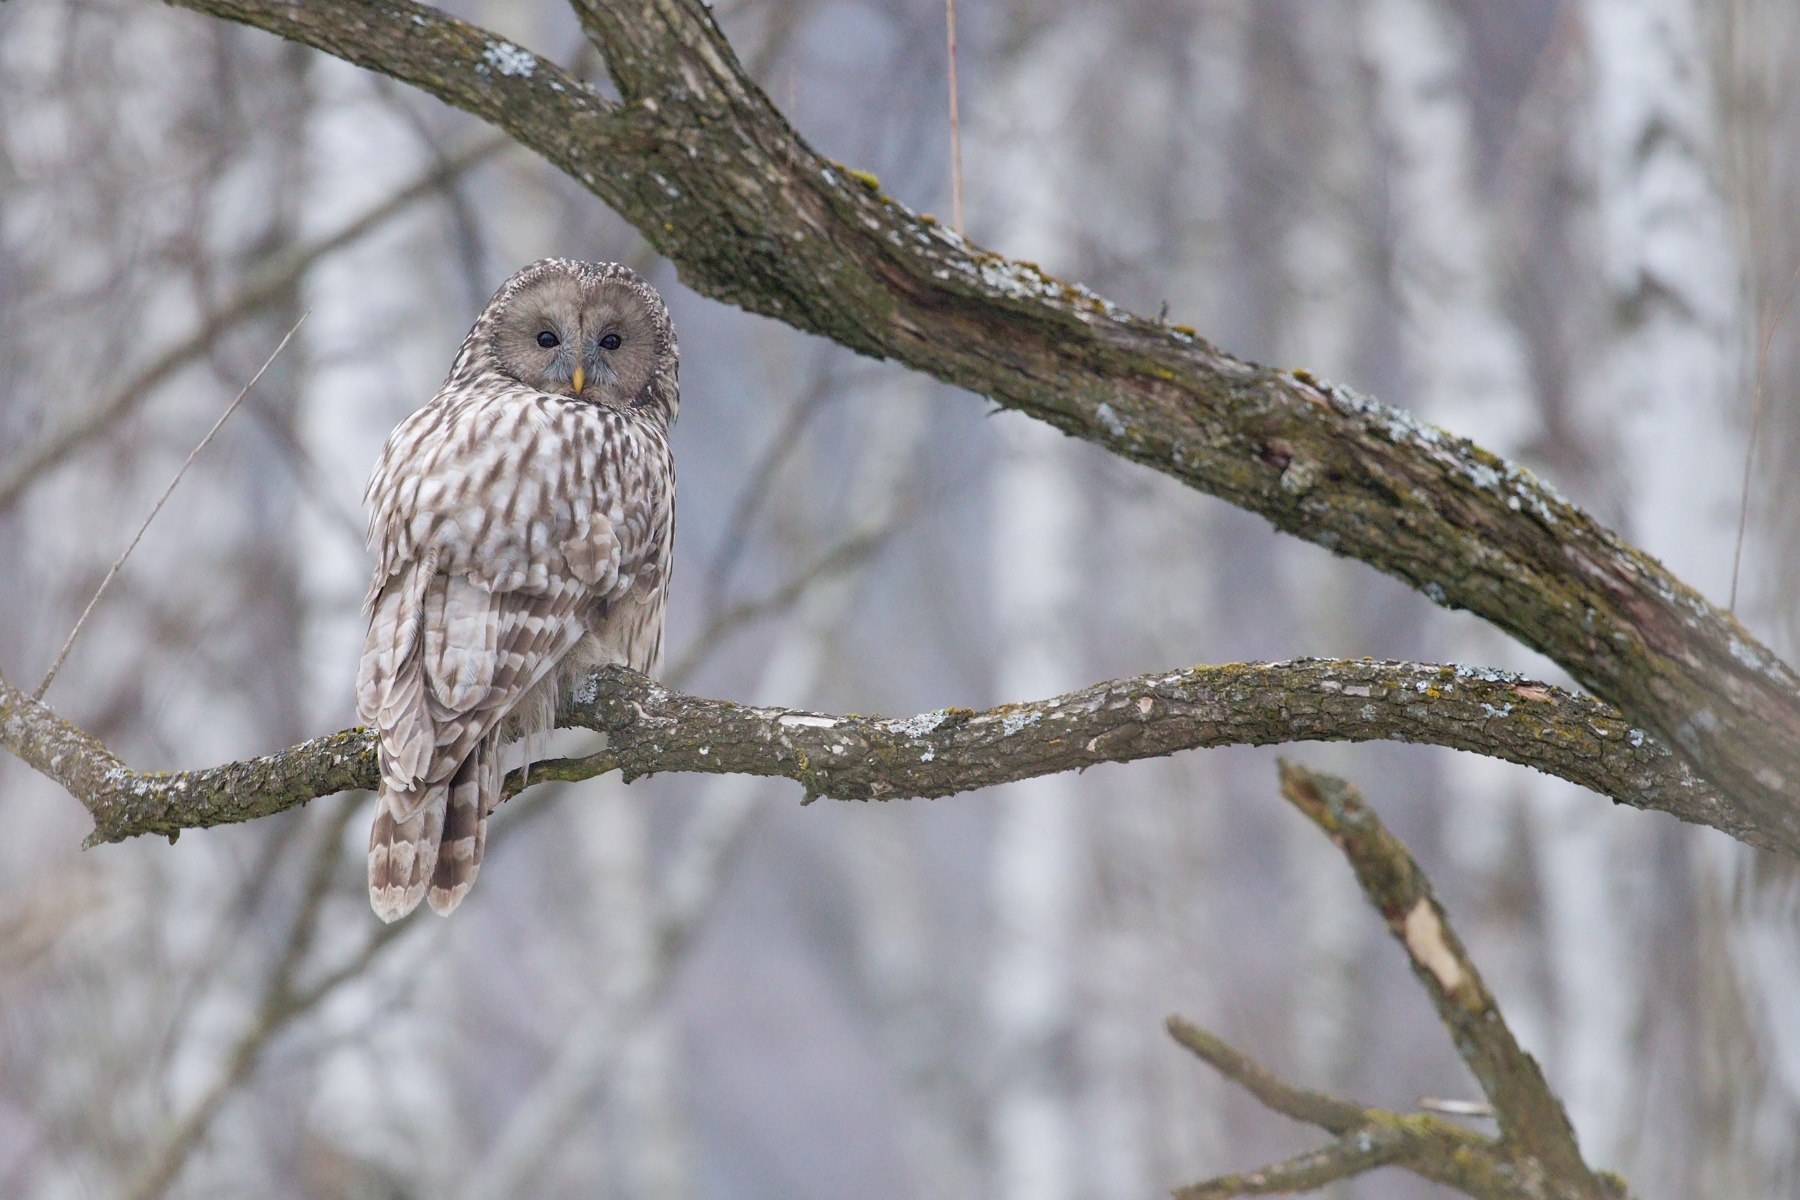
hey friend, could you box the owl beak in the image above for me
[571,365,586,395]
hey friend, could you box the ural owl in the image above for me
[357,259,678,922]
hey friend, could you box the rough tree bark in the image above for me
[3,0,1796,859]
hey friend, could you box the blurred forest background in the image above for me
[3,0,1799,1197]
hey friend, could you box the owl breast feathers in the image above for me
[356,259,679,921]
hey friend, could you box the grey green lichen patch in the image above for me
[885,709,949,737]
[483,41,536,77]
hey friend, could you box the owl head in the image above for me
[473,259,679,420]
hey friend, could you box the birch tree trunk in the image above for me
[1700,4,1800,1195]
[1273,3,1380,1131]
[1564,0,1746,1181]
[296,53,475,1189]
[971,18,1098,1195]
[1356,0,1558,1067]
[1073,9,1250,1194]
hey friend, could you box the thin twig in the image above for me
[455,784,763,1200]
[120,795,363,1200]
[1728,256,1800,612]
[700,354,844,606]
[669,520,895,688]
[0,132,508,513]
[1420,1097,1495,1118]
[1275,761,1590,1170]
[33,314,308,702]
[945,0,964,235]
[1162,763,1633,1197]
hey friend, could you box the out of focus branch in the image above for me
[120,796,413,1200]
[0,132,508,512]
[1,657,1753,851]
[667,520,895,687]
[1165,762,1631,1199]
[456,781,759,1200]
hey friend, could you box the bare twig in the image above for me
[699,359,848,609]
[946,0,964,235]
[1162,762,1629,1199]
[1172,1125,1414,1200]
[120,796,366,1200]
[34,314,307,702]
[0,133,508,513]
[1729,256,1800,612]
[1420,1098,1496,1118]
[669,521,894,688]
[1275,761,1593,1175]
[455,783,760,1200]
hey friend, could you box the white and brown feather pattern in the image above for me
[359,259,678,921]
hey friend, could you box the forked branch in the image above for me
[1166,762,1629,1200]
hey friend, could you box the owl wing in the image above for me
[355,394,634,808]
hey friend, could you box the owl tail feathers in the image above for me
[426,733,501,916]
[368,784,447,923]
[367,735,503,921]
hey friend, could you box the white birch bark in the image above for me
[1274,4,1380,1124]
[1566,0,1746,1180]
[968,18,1101,1196]
[1356,0,1556,1069]
[296,55,475,1190]
[1697,6,1800,1194]
[987,414,1082,1200]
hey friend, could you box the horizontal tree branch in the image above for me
[1,658,1761,852]
[155,0,1800,854]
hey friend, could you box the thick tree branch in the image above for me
[2,659,1759,851]
[152,0,1800,852]
[1164,763,1630,1200]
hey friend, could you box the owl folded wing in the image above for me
[357,507,628,813]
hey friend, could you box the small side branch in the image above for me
[0,659,1747,851]
[1165,763,1631,1200]
[1171,1123,1413,1200]
[1276,761,1590,1171]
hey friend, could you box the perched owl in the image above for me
[357,259,678,922]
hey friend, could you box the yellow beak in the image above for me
[571,365,586,395]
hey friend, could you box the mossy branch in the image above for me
[1165,763,1632,1200]
[0,660,1757,852]
[150,0,1800,855]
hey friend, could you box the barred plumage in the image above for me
[357,259,678,921]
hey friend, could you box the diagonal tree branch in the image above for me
[0,658,1762,852]
[0,131,510,512]
[151,0,1800,851]
[1164,762,1631,1200]
[1275,762,1594,1179]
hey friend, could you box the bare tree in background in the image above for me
[3,0,1800,1197]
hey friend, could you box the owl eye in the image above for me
[536,330,559,349]
[599,333,622,351]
